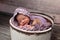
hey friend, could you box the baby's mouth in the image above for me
[19,21,26,26]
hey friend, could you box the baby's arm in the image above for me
[32,18,41,26]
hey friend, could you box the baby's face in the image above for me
[16,14,30,26]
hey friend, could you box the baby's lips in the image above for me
[20,22,27,26]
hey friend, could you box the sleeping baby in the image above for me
[14,8,51,31]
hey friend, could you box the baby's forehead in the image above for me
[17,14,29,18]
[18,14,27,17]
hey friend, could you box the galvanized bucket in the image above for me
[9,12,54,40]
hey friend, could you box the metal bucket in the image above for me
[9,12,54,40]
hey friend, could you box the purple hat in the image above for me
[13,7,30,17]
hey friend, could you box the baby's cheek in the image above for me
[23,19,29,24]
[19,20,28,26]
[25,19,29,23]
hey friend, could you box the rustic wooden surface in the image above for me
[0,12,12,40]
[0,12,60,40]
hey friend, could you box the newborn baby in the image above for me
[14,8,51,31]
[15,13,51,31]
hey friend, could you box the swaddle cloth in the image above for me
[30,15,51,31]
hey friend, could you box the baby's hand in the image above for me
[32,18,41,26]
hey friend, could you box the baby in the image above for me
[14,8,51,31]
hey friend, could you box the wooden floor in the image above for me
[0,12,60,40]
[0,12,12,40]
